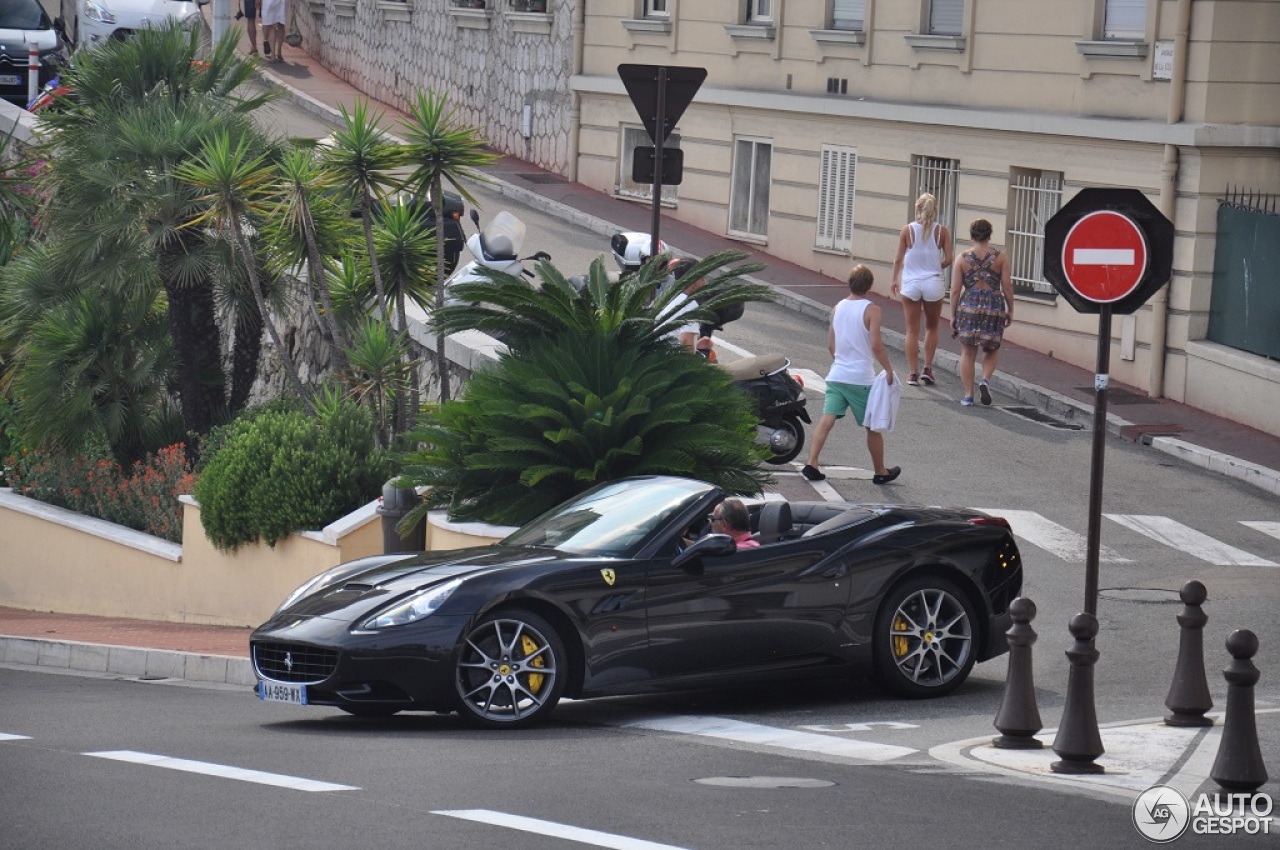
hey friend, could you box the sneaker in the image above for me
[264,40,271,55]
[872,466,902,485]
[800,464,826,482]
[979,381,992,406]
[961,396,974,407]
[906,373,920,387]
[920,367,935,386]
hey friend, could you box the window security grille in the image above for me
[1007,168,1063,296]
[909,156,959,242]
[929,0,963,35]
[816,145,857,252]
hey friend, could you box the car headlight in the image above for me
[180,10,203,27]
[361,578,463,630]
[85,0,116,24]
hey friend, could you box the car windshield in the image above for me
[0,0,48,29]
[503,478,713,558]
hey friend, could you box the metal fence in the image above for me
[1208,186,1280,360]
[910,156,958,239]
[1007,169,1062,296]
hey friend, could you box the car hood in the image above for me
[0,29,57,54]
[106,0,203,27]
[278,545,562,620]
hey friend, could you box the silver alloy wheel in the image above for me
[455,615,562,727]
[887,587,973,688]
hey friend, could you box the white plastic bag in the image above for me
[864,371,902,433]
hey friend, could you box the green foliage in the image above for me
[194,399,393,551]
[400,331,771,527]
[0,394,19,486]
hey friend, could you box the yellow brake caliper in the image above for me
[893,615,909,659]
[522,634,545,693]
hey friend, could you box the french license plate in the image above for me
[258,680,307,705]
[0,75,21,87]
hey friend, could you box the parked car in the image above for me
[251,475,1024,728]
[0,0,69,108]
[55,0,207,51]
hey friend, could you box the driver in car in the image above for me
[709,499,760,549]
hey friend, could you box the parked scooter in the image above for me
[444,209,550,306]
[610,231,666,276]
[721,354,811,465]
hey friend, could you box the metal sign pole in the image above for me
[1083,304,1113,617]
[649,67,668,251]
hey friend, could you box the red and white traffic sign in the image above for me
[1061,210,1149,303]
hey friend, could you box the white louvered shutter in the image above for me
[816,145,857,252]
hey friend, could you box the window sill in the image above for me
[508,11,552,35]
[377,0,410,22]
[622,18,672,35]
[1075,39,1148,59]
[724,24,776,41]
[333,0,356,17]
[447,6,493,29]
[904,34,965,51]
[810,29,865,46]
[307,0,324,14]
[726,230,768,247]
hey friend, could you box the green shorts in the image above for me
[823,380,871,425]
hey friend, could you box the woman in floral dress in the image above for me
[950,219,1013,406]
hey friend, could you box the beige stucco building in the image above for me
[297,1,1280,438]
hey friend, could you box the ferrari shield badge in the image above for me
[600,568,616,586]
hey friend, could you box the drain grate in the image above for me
[1001,406,1085,430]
[1075,387,1156,404]
[517,172,568,184]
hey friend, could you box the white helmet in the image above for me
[611,232,667,273]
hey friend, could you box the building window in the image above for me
[1103,0,1146,39]
[928,0,963,35]
[831,0,864,30]
[508,0,548,12]
[644,0,669,16]
[816,145,857,252]
[909,156,958,244]
[1007,167,1063,296]
[730,137,772,239]
[747,0,773,24]
[618,125,679,203]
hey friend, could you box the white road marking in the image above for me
[1242,520,1280,542]
[799,721,918,732]
[791,368,826,395]
[1073,248,1135,266]
[0,733,32,741]
[433,810,693,850]
[84,750,359,792]
[623,715,917,762]
[1105,515,1278,567]
[975,509,1131,562]
[712,337,754,359]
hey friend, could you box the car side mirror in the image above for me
[673,533,736,571]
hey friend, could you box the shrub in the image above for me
[194,400,393,552]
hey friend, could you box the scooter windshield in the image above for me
[478,211,526,262]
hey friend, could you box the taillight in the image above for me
[792,373,804,387]
[969,516,1011,529]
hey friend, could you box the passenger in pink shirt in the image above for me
[711,499,760,549]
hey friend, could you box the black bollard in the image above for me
[1164,579,1214,727]
[1051,612,1106,774]
[993,597,1043,749]
[1210,629,1268,793]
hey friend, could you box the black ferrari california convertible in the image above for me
[251,476,1022,728]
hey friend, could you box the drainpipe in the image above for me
[566,0,586,181]
[1150,0,1193,398]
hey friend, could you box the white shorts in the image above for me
[261,0,285,27]
[900,274,944,302]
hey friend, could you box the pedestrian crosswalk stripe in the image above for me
[83,750,359,792]
[1241,520,1280,542]
[976,509,1130,562]
[791,368,826,395]
[1105,515,1278,567]
[622,714,917,762]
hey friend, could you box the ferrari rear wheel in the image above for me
[454,610,566,729]
[873,576,977,698]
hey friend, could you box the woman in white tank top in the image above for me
[891,193,953,387]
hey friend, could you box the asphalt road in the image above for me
[8,667,1270,850]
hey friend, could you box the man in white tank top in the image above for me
[801,265,901,485]
[891,194,953,387]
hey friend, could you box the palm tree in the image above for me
[399,91,496,406]
[178,131,315,414]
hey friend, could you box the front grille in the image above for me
[253,642,338,684]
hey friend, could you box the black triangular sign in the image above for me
[618,64,707,145]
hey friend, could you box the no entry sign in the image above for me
[1043,187,1174,315]
[1062,211,1148,303]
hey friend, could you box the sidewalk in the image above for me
[257,47,1280,499]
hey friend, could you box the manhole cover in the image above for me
[517,173,568,185]
[694,776,835,789]
[1001,406,1085,431]
[1075,387,1156,405]
[1099,587,1182,603]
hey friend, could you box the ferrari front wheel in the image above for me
[873,576,977,698]
[454,610,566,729]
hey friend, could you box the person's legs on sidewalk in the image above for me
[901,297,922,382]
[921,297,943,380]
[244,0,258,55]
[865,428,901,482]
[959,343,977,401]
[802,414,838,481]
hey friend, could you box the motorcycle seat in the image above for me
[721,353,789,381]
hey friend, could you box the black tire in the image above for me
[338,705,401,718]
[873,576,978,698]
[454,610,567,729]
[764,415,805,465]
